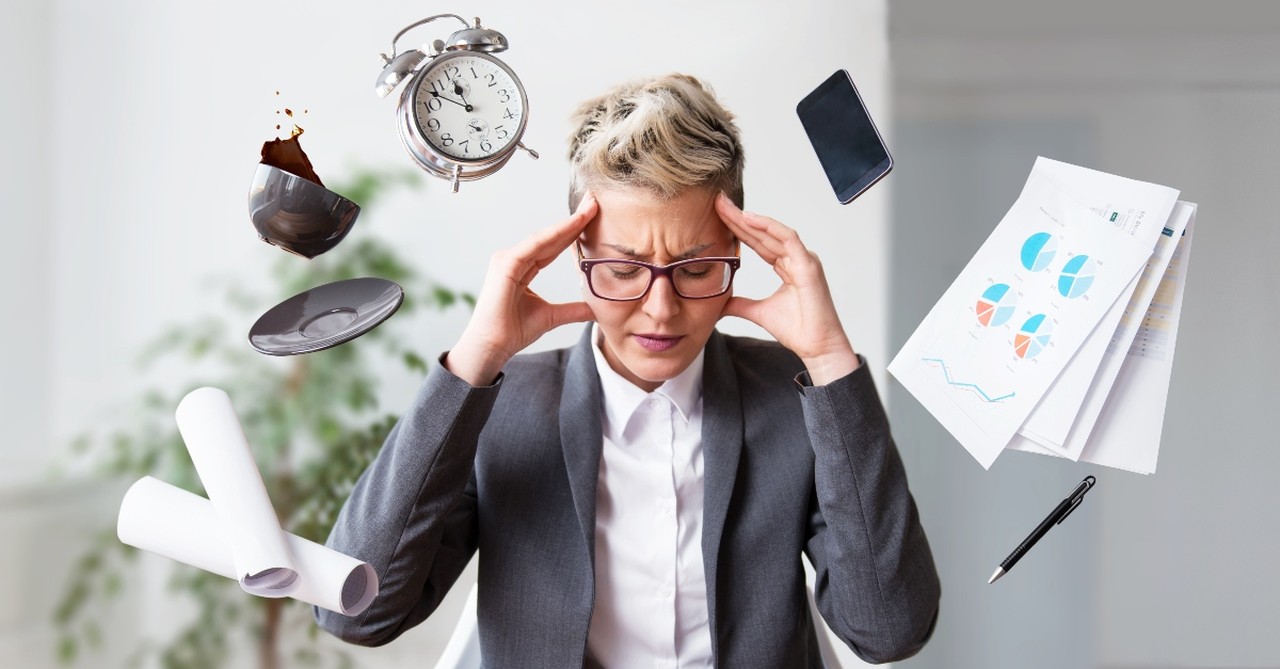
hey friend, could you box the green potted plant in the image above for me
[53,166,471,669]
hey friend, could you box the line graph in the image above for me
[922,358,1017,402]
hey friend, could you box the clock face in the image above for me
[412,53,526,162]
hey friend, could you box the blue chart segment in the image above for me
[1014,314,1054,359]
[1020,232,1058,272]
[976,283,1018,327]
[1058,255,1096,299]
[922,358,1016,402]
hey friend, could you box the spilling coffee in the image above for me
[260,109,323,186]
[248,106,359,259]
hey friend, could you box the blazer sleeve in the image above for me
[314,359,503,646]
[797,358,941,664]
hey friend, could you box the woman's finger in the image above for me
[720,295,767,328]
[503,194,598,286]
[546,300,594,329]
[716,192,808,261]
[512,193,598,266]
[715,194,779,264]
[738,211,810,263]
[715,194,824,285]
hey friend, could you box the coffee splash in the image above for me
[260,101,323,187]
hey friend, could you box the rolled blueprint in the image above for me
[118,476,379,616]
[175,386,297,597]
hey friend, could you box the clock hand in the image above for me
[427,89,473,112]
[451,79,475,112]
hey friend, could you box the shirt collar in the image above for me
[591,323,705,437]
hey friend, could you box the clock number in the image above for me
[503,107,518,120]
[497,89,511,104]
[495,125,509,140]
[485,73,496,87]
[426,97,442,112]
[440,133,454,147]
[427,118,440,132]
[470,67,479,79]
[480,140,492,153]
[459,139,469,154]
[446,65,461,79]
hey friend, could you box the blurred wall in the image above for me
[889,2,1280,668]
[0,0,52,484]
[1,0,890,667]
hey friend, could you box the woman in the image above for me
[317,74,940,668]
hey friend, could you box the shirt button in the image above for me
[660,587,673,598]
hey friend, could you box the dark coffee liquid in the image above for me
[260,108,323,186]
[260,137,323,187]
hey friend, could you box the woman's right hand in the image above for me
[444,193,599,386]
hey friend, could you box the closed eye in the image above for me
[607,264,644,280]
[677,265,713,279]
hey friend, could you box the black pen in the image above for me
[988,476,1096,584]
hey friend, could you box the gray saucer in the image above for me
[249,278,403,356]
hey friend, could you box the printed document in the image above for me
[889,169,1155,469]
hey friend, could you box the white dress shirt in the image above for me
[585,324,714,669]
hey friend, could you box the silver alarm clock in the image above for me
[375,14,538,192]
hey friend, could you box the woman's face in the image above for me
[580,186,736,392]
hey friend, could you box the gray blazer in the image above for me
[317,326,940,667]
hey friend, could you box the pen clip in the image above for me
[1057,476,1096,525]
[1070,475,1096,500]
[1056,495,1084,525]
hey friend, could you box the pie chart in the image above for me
[1020,232,1058,272]
[976,283,1018,327]
[1014,313,1053,359]
[1058,255,1097,299]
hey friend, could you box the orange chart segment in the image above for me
[977,302,996,325]
[976,283,1017,327]
[1014,313,1053,359]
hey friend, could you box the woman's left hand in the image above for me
[715,192,860,385]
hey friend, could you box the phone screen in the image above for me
[796,70,892,204]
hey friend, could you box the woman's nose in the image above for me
[642,276,681,323]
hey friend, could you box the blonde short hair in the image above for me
[567,73,744,211]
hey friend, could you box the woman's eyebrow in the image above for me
[602,242,714,260]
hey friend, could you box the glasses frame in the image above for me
[576,241,741,302]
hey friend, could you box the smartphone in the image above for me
[796,69,893,204]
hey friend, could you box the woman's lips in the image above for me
[633,334,684,352]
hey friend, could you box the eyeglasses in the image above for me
[577,241,741,301]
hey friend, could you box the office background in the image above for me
[1,1,1275,668]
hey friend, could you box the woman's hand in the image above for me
[715,192,859,385]
[445,194,599,386]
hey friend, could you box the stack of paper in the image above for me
[889,157,1196,474]
[116,387,379,616]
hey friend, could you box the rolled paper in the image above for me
[175,387,297,597]
[117,476,379,616]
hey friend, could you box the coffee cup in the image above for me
[248,163,360,259]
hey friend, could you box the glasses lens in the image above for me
[673,260,733,298]
[591,262,651,300]
[586,259,735,300]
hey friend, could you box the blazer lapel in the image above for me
[699,330,744,644]
[559,324,605,568]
